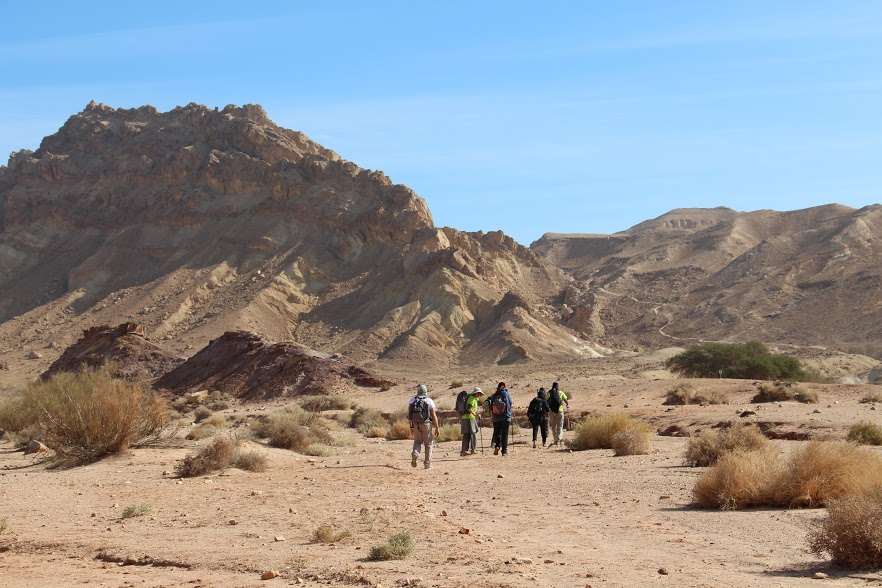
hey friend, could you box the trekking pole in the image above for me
[479,417,485,455]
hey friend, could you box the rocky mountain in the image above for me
[0,102,597,371]
[533,205,882,357]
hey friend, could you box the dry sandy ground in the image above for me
[3,368,882,587]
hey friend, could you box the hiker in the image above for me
[485,382,513,456]
[408,384,440,469]
[547,381,569,446]
[458,387,483,456]
[527,387,550,448]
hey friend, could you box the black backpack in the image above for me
[548,389,561,412]
[455,391,469,416]
[409,396,431,423]
[527,398,544,422]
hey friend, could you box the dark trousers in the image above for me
[531,418,548,445]
[491,420,510,455]
[460,419,477,454]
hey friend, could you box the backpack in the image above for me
[527,397,543,422]
[409,396,431,424]
[548,388,561,412]
[455,391,469,416]
[490,392,508,417]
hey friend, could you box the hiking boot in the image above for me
[494,447,500,455]
[460,451,468,457]
[501,452,508,456]
[424,462,431,470]
[469,451,476,455]
[411,455,418,468]
[532,441,537,449]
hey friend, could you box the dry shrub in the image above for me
[311,524,351,544]
[859,391,882,404]
[847,422,882,446]
[0,369,169,465]
[233,450,268,472]
[121,504,151,519]
[694,442,882,509]
[186,414,226,440]
[663,383,727,406]
[808,488,882,568]
[611,428,652,456]
[684,424,769,467]
[693,448,783,509]
[385,419,412,440]
[175,435,238,477]
[299,395,351,412]
[752,381,817,404]
[776,442,882,507]
[254,405,335,453]
[0,518,8,535]
[193,407,213,423]
[436,423,462,443]
[350,407,387,434]
[365,424,390,439]
[449,381,464,389]
[567,413,651,451]
[368,531,415,561]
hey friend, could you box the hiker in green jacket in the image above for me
[547,381,569,446]
[459,387,483,456]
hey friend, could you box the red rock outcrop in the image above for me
[154,331,393,400]
[42,323,183,381]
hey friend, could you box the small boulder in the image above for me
[261,570,279,580]
[24,440,49,454]
[27,350,43,360]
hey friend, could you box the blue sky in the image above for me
[2,1,882,243]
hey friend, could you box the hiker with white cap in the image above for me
[408,383,440,469]
[459,387,483,456]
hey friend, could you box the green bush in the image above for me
[368,531,415,561]
[666,341,807,380]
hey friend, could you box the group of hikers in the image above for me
[406,381,569,469]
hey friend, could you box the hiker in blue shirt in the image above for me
[484,382,513,456]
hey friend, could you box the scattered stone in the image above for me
[458,527,470,535]
[738,410,756,418]
[228,519,238,526]
[260,570,279,580]
[23,440,49,454]
[27,350,43,360]
[440,510,447,517]
[274,535,286,542]
[497,474,504,479]
[658,568,668,575]
[813,572,829,579]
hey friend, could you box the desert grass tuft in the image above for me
[694,442,882,509]
[808,487,882,568]
[175,435,238,477]
[311,524,351,544]
[684,424,769,467]
[120,504,151,519]
[847,421,882,446]
[385,419,412,441]
[567,413,652,452]
[233,450,268,472]
[435,423,462,443]
[611,428,652,456]
[751,381,817,404]
[663,383,727,405]
[299,395,351,412]
[368,531,415,561]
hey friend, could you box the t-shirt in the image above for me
[462,394,480,421]
[550,389,569,413]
